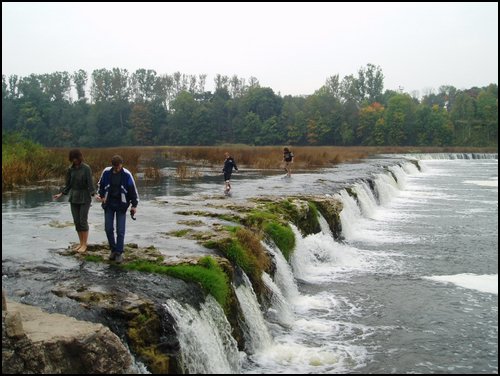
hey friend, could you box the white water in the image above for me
[261,272,295,327]
[151,156,498,374]
[262,241,300,302]
[423,273,498,294]
[234,272,274,354]
[163,296,241,374]
[244,157,498,374]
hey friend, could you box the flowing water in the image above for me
[2,154,497,374]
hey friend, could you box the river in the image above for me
[2,153,497,374]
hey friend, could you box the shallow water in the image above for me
[2,155,497,374]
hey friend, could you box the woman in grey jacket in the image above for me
[53,149,96,254]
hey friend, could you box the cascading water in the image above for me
[374,173,400,206]
[334,190,363,241]
[290,223,370,283]
[388,164,408,189]
[163,296,241,374]
[262,241,300,302]
[234,272,274,354]
[261,272,295,328]
[351,181,378,219]
[318,212,334,238]
[401,153,498,160]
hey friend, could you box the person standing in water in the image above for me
[53,149,96,254]
[222,152,238,194]
[283,147,294,177]
[96,155,139,264]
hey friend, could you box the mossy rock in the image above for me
[309,196,343,240]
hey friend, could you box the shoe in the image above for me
[114,253,124,264]
[109,252,116,261]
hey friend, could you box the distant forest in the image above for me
[2,64,497,147]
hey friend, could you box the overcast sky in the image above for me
[2,2,498,96]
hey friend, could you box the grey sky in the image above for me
[2,2,498,97]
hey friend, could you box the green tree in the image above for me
[72,69,88,102]
[131,69,156,102]
[258,116,282,145]
[476,85,498,146]
[363,63,384,103]
[384,94,416,145]
[358,102,385,145]
[130,103,153,145]
[241,112,262,145]
[450,92,476,145]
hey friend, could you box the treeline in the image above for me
[2,64,497,147]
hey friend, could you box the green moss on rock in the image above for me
[123,256,230,311]
[263,221,295,261]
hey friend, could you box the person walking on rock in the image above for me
[283,147,294,177]
[96,155,139,263]
[222,152,238,194]
[53,149,96,254]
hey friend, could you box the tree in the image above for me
[280,95,307,145]
[168,91,198,145]
[241,112,261,145]
[476,85,498,146]
[130,103,153,145]
[363,63,384,103]
[111,68,130,102]
[450,92,476,145]
[41,72,71,102]
[358,102,385,145]
[240,87,283,122]
[2,75,8,100]
[323,74,341,99]
[72,69,88,102]
[8,75,19,99]
[340,74,361,104]
[214,74,229,92]
[90,69,113,103]
[258,116,282,145]
[131,69,156,102]
[384,94,416,145]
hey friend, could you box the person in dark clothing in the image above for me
[53,149,96,254]
[97,155,139,263]
[283,147,294,177]
[222,152,238,194]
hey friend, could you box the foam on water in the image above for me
[423,273,498,294]
[463,180,498,188]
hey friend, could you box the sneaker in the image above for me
[109,252,116,261]
[114,253,124,264]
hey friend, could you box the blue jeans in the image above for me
[104,207,126,254]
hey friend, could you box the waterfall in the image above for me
[402,153,498,160]
[318,212,334,238]
[334,190,363,241]
[374,172,400,206]
[163,296,241,374]
[262,241,300,302]
[388,164,408,189]
[234,272,274,354]
[261,272,295,328]
[333,161,425,244]
[352,181,378,219]
[402,161,420,174]
[290,223,366,283]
